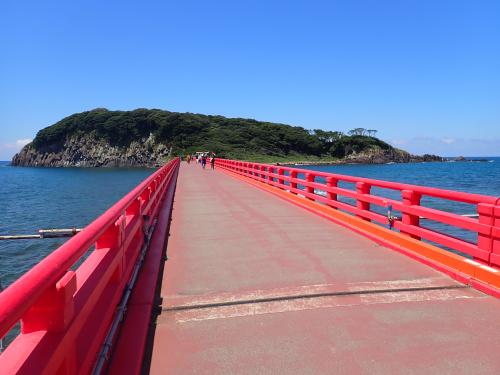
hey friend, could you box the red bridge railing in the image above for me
[0,158,180,374]
[216,159,500,268]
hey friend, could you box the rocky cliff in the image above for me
[12,134,171,167]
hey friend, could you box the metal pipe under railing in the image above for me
[419,214,478,220]
[0,228,82,240]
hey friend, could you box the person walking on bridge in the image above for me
[201,154,207,169]
[210,155,216,170]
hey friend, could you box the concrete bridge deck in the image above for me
[149,163,500,374]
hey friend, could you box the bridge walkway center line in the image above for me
[149,163,500,375]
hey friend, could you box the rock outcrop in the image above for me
[276,148,443,166]
[343,148,442,164]
[12,134,172,167]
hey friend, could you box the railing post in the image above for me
[305,173,315,200]
[278,168,285,188]
[20,271,78,374]
[95,215,125,283]
[260,165,266,181]
[477,203,500,266]
[356,182,371,221]
[401,190,421,239]
[268,166,274,184]
[140,188,151,216]
[326,177,338,209]
[21,271,77,334]
[290,170,298,194]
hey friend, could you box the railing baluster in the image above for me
[401,190,421,239]
[290,170,298,194]
[356,182,371,221]
[278,168,285,187]
[326,177,338,209]
[305,173,315,200]
[477,203,500,266]
[268,167,274,184]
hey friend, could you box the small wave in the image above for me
[314,189,327,197]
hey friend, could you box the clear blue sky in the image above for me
[1,0,499,159]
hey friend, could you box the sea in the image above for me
[0,164,154,291]
[0,158,499,345]
[1,158,499,290]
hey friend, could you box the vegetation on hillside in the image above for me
[32,108,396,160]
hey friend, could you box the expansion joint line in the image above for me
[162,284,469,312]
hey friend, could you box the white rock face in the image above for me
[12,134,172,167]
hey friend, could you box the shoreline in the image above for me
[274,159,440,167]
[275,157,496,167]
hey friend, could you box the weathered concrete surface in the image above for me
[149,163,500,375]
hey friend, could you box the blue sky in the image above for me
[1,0,499,159]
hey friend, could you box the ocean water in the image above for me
[0,162,155,291]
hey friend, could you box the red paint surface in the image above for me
[150,164,500,374]
[0,158,180,374]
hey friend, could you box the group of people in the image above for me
[185,152,216,170]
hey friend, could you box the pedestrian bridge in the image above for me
[1,158,499,374]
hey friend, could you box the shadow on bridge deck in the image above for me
[148,163,500,375]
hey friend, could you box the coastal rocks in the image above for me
[12,134,172,167]
[343,148,442,164]
[276,148,443,166]
[452,156,491,162]
[417,154,444,162]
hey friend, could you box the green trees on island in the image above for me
[32,108,391,161]
[347,128,378,137]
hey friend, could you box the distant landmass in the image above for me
[12,108,442,167]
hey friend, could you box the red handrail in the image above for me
[215,159,500,268]
[0,158,180,374]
